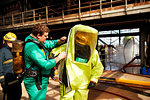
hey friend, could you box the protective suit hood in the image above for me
[66,24,98,64]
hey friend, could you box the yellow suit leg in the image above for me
[60,84,89,100]
[74,89,89,100]
[60,84,75,100]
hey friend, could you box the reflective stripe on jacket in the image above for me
[0,44,14,83]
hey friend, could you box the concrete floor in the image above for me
[1,71,150,100]
[0,79,60,100]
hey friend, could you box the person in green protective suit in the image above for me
[23,23,66,100]
[51,24,104,100]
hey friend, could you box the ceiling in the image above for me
[0,0,16,6]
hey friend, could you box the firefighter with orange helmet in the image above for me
[0,32,22,100]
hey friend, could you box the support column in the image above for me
[140,26,146,67]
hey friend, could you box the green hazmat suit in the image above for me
[23,35,58,100]
[51,24,104,100]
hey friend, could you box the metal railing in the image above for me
[0,0,149,28]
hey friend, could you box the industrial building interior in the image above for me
[0,0,150,99]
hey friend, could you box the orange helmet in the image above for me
[75,31,90,45]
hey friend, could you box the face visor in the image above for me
[74,31,97,63]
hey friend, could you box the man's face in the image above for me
[38,32,49,43]
[6,41,13,48]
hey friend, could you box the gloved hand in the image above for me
[88,81,96,89]
[59,36,67,44]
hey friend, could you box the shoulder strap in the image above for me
[23,39,39,70]
[25,39,52,52]
[25,39,41,48]
[23,39,51,69]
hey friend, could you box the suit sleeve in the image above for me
[44,40,58,49]
[90,50,104,83]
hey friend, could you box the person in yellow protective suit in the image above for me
[51,24,104,100]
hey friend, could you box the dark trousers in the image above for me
[2,73,22,100]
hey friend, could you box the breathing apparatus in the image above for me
[12,40,24,75]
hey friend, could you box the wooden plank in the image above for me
[93,83,150,100]
[101,71,150,82]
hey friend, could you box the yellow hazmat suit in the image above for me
[51,24,104,100]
